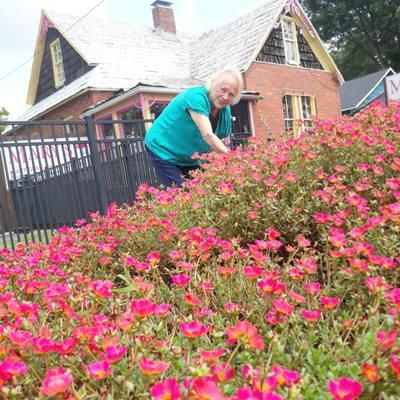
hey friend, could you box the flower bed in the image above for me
[0,102,399,399]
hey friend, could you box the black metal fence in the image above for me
[0,117,250,249]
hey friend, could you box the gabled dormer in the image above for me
[256,14,323,70]
[27,11,94,105]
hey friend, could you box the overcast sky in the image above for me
[0,0,266,119]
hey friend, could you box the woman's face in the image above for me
[209,74,239,109]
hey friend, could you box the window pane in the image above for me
[121,108,146,137]
[282,95,293,119]
[285,120,293,131]
[282,20,294,40]
[54,42,62,63]
[301,96,312,119]
[149,103,168,119]
[285,42,296,62]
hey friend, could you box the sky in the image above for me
[0,0,267,119]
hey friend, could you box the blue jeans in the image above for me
[146,146,200,188]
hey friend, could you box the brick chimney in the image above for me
[151,1,176,34]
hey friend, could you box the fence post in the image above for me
[84,116,108,215]
[70,158,85,218]
[0,156,16,232]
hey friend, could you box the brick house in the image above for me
[19,0,343,139]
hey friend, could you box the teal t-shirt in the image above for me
[144,85,232,166]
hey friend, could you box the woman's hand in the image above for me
[188,110,230,154]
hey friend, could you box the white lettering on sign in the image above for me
[386,73,400,101]
[0,138,89,182]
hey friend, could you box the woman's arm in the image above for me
[188,110,230,154]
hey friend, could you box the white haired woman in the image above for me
[145,66,243,187]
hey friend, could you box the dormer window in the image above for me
[50,38,66,88]
[281,17,299,65]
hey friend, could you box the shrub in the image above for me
[0,102,399,399]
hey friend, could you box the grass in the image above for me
[0,229,55,249]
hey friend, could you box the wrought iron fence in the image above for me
[0,117,251,249]
[0,117,159,249]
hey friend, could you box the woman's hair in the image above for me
[206,66,244,105]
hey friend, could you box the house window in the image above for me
[62,115,74,135]
[281,17,299,65]
[50,39,66,88]
[120,107,146,138]
[282,94,316,134]
[149,102,169,119]
[282,95,295,132]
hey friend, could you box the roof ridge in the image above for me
[344,67,392,84]
[197,0,284,41]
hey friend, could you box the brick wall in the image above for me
[152,5,176,34]
[13,90,116,139]
[244,61,341,138]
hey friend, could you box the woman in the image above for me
[145,66,243,187]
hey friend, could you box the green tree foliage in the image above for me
[0,107,9,134]
[300,0,400,79]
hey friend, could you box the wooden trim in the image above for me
[282,16,300,66]
[50,38,66,88]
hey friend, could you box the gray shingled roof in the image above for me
[191,0,284,79]
[339,68,393,111]
[21,0,323,120]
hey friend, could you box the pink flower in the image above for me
[305,282,321,296]
[91,279,113,298]
[104,345,127,363]
[40,367,73,397]
[130,299,157,318]
[200,348,225,363]
[327,377,362,400]
[361,362,379,383]
[258,279,277,294]
[301,309,322,322]
[297,235,311,247]
[151,377,182,400]
[189,376,225,399]
[271,365,300,387]
[147,251,161,266]
[389,355,400,379]
[138,358,169,375]
[185,293,202,307]
[273,299,294,315]
[226,321,264,350]
[87,360,112,380]
[243,265,262,280]
[0,359,28,379]
[218,182,234,194]
[8,330,32,348]
[154,303,171,317]
[376,330,397,350]
[284,172,297,182]
[32,337,56,354]
[211,362,235,382]
[172,274,190,287]
[179,321,209,338]
[320,296,341,310]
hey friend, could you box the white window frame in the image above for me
[50,38,66,88]
[283,94,316,135]
[281,17,300,65]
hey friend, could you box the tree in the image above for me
[0,107,9,135]
[300,0,400,80]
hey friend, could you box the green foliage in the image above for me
[0,106,9,134]
[300,0,400,79]
[0,103,399,398]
